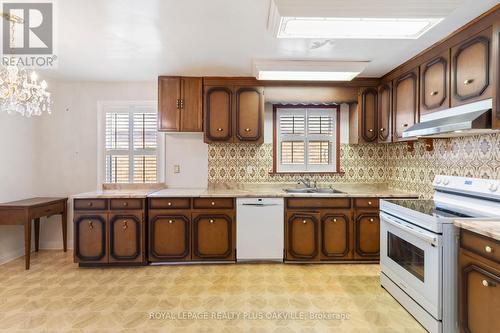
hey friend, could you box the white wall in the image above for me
[0,112,41,264]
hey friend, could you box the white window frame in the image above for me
[97,101,164,186]
[276,107,338,173]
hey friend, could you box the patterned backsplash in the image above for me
[208,133,500,198]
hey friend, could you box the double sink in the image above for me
[284,187,344,194]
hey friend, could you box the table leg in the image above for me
[24,221,31,270]
[34,218,40,252]
[62,202,67,252]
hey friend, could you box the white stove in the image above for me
[380,176,500,333]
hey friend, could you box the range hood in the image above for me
[403,99,497,138]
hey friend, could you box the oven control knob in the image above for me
[435,178,442,185]
[443,179,450,186]
[489,184,498,192]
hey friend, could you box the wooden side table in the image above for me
[0,197,68,269]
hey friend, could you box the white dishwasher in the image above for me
[236,198,284,262]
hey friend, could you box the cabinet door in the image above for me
[74,213,107,263]
[204,87,233,142]
[109,213,143,263]
[359,88,378,142]
[378,83,392,143]
[354,212,380,259]
[192,212,235,260]
[180,77,203,132]
[285,212,320,260]
[158,77,181,131]
[421,52,449,114]
[393,69,418,141]
[149,213,190,261]
[452,28,492,106]
[321,211,352,260]
[460,259,500,333]
[234,87,264,143]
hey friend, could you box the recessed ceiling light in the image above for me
[253,60,368,81]
[277,17,443,39]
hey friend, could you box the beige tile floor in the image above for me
[0,251,426,333]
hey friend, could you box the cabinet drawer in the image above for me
[110,199,143,210]
[286,198,351,209]
[149,198,191,210]
[461,230,500,264]
[74,199,107,210]
[31,202,64,218]
[193,198,234,209]
[354,198,379,209]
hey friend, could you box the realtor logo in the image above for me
[2,2,53,54]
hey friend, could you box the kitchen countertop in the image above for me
[148,183,419,198]
[72,189,159,199]
[454,220,500,241]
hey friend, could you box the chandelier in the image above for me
[0,13,51,117]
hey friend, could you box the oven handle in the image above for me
[380,212,439,246]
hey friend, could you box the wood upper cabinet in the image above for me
[192,212,235,260]
[204,80,264,143]
[451,28,492,107]
[354,212,380,259]
[149,212,190,261]
[359,88,378,142]
[204,86,233,142]
[109,213,143,263]
[420,51,450,114]
[321,211,352,260]
[74,213,107,263]
[234,87,264,143]
[158,76,202,132]
[393,68,419,141]
[378,83,392,142]
[285,212,320,260]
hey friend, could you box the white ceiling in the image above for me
[42,0,499,81]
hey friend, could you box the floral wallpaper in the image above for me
[208,133,500,198]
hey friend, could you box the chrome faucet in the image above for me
[298,178,316,188]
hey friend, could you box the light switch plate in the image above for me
[174,165,180,173]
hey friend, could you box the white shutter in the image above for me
[133,113,157,150]
[105,113,129,150]
[281,141,305,164]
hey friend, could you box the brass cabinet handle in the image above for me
[464,79,474,85]
[244,128,251,132]
[332,218,337,222]
[209,219,214,224]
[88,221,93,229]
[430,91,438,96]
[123,202,128,207]
[368,201,372,205]
[482,279,495,287]
[216,128,223,132]
[122,220,128,230]
[485,246,492,253]
[88,202,93,207]
[180,99,184,109]
[380,128,386,132]
[368,129,373,132]
[168,220,173,224]
[167,202,172,206]
[211,201,215,206]
[302,220,307,224]
[176,99,180,109]
[369,218,374,222]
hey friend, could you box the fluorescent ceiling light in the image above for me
[277,17,443,39]
[253,60,367,81]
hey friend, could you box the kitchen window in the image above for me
[273,105,340,173]
[99,102,161,184]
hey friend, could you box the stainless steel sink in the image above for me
[283,187,344,194]
[313,188,344,194]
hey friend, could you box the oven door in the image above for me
[380,212,443,319]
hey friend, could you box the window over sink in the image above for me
[273,105,340,173]
[98,101,162,184]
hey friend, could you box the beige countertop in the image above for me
[454,220,500,241]
[148,183,418,198]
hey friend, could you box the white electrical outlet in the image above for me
[174,165,180,173]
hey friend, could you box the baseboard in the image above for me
[0,247,25,265]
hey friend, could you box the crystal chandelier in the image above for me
[0,12,51,117]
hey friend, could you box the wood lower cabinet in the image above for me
[285,212,320,260]
[321,211,353,260]
[74,213,107,263]
[452,28,492,107]
[158,76,203,132]
[73,198,146,266]
[393,68,419,142]
[378,83,392,143]
[459,229,500,333]
[192,211,235,260]
[420,51,450,114]
[149,212,191,261]
[354,212,380,259]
